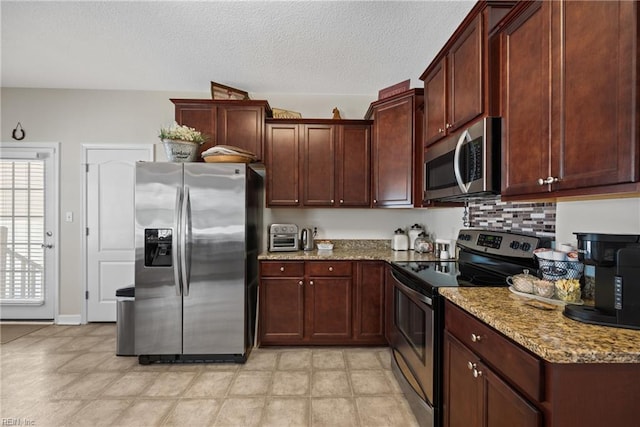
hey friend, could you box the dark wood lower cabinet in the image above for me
[444,331,542,427]
[444,300,640,427]
[259,260,385,345]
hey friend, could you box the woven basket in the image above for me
[537,259,584,281]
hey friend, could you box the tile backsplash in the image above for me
[468,196,556,237]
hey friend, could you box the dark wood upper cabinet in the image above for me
[265,122,300,206]
[421,2,514,147]
[171,99,271,162]
[265,119,371,208]
[301,124,335,206]
[366,89,424,208]
[337,124,371,207]
[498,0,640,198]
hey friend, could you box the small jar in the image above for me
[414,232,434,253]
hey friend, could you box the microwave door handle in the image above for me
[180,185,191,297]
[173,186,183,296]
[453,130,471,194]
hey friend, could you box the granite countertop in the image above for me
[439,287,640,364]
[258,239,441,263]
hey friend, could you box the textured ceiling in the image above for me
[1,0,475,95]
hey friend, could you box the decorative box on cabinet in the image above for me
[365,89,424,208]
[265,119,371,208]
[171,99,272,162]
[420,1,514,147]
[498,0,640,199]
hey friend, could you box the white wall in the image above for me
[555,197,640,247]
[2,87,639,321]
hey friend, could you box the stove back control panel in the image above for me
[457,229,551,259]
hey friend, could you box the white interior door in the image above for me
[0,143,59,320]
[84,145,153,322]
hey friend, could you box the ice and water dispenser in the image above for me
[144,229,173,267]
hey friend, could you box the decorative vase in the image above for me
[162,139,199,162]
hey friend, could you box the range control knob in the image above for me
[509,241,520,250]
[521,242,532,252]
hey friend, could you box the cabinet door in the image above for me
[501,1,551,196]
[337,124,371,207]
[354,261,385,344]
[175,103,217,140]
[266,123,300,206]
[371,96,414,207]
[448,14,483,132]
[259,277,304,344]
[301,124,335,206]
[306,277,352,341]
[443,332,483,427]
[174,103,217,161]
[424,60,448,146]
[486,368,542,427]
[217,105,265,161]
[552,0,637,190]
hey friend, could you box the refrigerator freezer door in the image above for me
[135,162,183,355]
[183,163,247,355]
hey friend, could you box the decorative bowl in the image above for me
[316,241,334,251]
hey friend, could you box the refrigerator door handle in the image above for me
[173,186,183,296]
[181,185,191,296]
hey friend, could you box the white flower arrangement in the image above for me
[159,122,206,145]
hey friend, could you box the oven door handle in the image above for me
[391,270,433,306]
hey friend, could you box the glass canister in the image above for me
[414,232,434,253]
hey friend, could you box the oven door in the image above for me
[388,267,435,427]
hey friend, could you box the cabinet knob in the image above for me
[340,199,344,204]
[373,199,377,204]
[328,266,333,272]
[280,266,285,272]
[473,369,483,378]
[446,123,452,129]
[438,128,444,133]
[467,361,476,370]
[537,176,559,185]
[471,333,482,342]
[331,199,334,203]
[309,280,314,286]
[298,280,303,286]
[294,199,299,203]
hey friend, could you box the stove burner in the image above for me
[457,274,505,287]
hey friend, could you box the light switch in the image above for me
[65,211,73,222]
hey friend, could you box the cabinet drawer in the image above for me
[260,261,305,277]
[306,261,352,277]
[445,301,543,401]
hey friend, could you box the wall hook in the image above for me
[12,122,25,141]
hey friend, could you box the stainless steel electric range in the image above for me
[387,229,551,427]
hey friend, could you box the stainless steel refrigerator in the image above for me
[134,162,262,364]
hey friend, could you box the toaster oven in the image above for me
[269,224,299,252]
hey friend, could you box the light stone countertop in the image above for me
[439,287,640,364]
[258,239,441,263]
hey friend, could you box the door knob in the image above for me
[537,176,559,185]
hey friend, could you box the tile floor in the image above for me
[0,323,419,426]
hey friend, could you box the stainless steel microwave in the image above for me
[424,116,501,202]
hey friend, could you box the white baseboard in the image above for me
[56,314,82,325]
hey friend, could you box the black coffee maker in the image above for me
[564,233,640,330]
